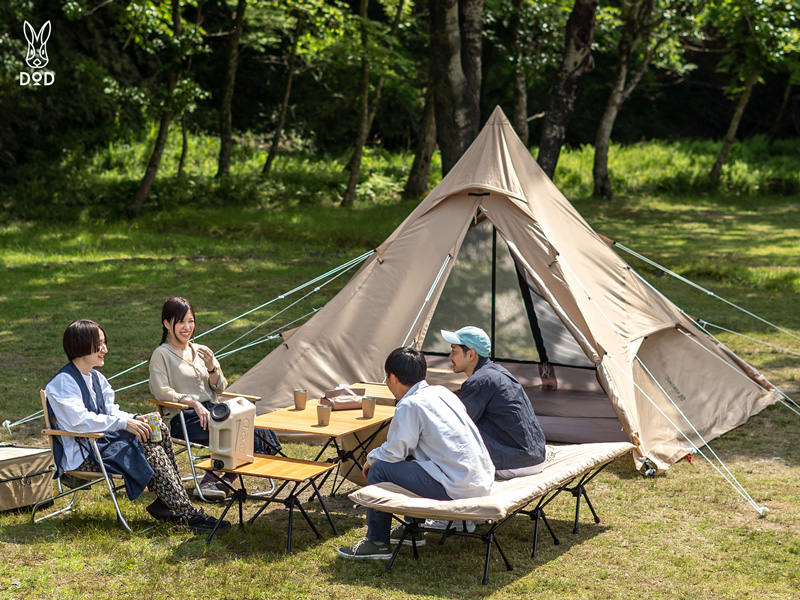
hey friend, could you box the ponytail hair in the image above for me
[160,297,195,345]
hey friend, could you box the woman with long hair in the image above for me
[149,297,281,500]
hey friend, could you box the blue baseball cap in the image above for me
[440,326,491,358]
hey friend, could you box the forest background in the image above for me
[1,0,799,220]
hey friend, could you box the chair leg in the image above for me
[91,439,132,533]
[32,484,85,523]
[177,412,211,502]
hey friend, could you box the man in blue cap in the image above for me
[441,326,546,479]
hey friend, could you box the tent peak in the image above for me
[487,106,510,126]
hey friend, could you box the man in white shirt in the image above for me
[337,347,494,560]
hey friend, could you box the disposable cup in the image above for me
[361,396,376,419]
[293,389,308,410]
[317,404,332,426]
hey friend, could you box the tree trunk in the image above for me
[509,0,528,146]
[217,0,247,178]
[429,0,484,175]
[592,50,629,199]
[710,67,760,182]
[126,0,183,217]
[178,113,188,176]
[262,14,303,178]
[366,0,406,129]
[402,85,437,200]
[341,0,371,207]
[537,0,597,178]
[592,0,658,198]
[766,76,792,147]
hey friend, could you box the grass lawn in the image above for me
[1,141,799,599]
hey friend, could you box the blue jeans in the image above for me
[366,459,451,543]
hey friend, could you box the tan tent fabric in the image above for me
[229,106,781,473]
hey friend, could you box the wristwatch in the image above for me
[208,366,218,374]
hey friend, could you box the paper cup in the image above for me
[293,389,308,410]
[361,396,376,419]
[144,412,162,442]
[317,404,332,426]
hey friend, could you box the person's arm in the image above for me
[195,344,227,392]
[46,374,130,434]
[458,376,490,422]
[149,347,211,429]
[97,373,151,441]
[366,402,420,465]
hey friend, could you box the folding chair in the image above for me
[31,390,134,532]
[149,392,274,501]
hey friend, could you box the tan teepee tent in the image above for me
[229,106,780,473]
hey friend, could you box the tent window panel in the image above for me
[523,283,595,368]
[422,218,540,361]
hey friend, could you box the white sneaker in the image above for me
[424,518,476,532]
[193,481,226,501]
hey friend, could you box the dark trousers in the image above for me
[365,459,451,543]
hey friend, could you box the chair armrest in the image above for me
[42,429,104,439]
[149,398,187,411]
[219,391,261,403]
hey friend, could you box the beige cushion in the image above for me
[348,442,634,522]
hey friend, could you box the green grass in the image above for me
[1,135,799,599]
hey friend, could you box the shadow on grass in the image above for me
[321,516,610,596]
[168,498,363,561]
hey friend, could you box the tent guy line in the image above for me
[2,251,374,434]
[635,355,769,514]
[698,321,800,359]
[615,242,800,343]
[215,253,367,355]
[537,237,773,514]
[606,353,769,516]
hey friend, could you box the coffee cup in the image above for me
[317,404,332,426]
[361,396,376,419]
[293,389,308,410]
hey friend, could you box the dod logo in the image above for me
[20,20,55,87]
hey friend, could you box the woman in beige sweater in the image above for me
[149,297,281,500]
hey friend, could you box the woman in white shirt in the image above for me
[148,297,281,500]
[45,319,227,533]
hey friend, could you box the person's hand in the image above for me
[126,418,150,442]
[362,461,371,480]
[196,345,216,371]
[193,400,211,430]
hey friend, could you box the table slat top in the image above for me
[255,399,395,437]
[196,455,335,481]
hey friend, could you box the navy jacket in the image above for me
[458,358,546,470]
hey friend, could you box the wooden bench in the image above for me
[196,454,338,553]
[349,442,634,584]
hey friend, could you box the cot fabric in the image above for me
[349,442,634,522]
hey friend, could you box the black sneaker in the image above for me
[186,512,231,534]
[146,498,180,523]
[390,524,426,546]
[337,538,392,560]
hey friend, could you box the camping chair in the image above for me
[149,392,274,501]
[31,390,134,532]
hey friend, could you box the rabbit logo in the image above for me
[20,20,55,86]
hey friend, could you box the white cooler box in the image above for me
[0,445,54,512]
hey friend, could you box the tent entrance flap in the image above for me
[421,214,593,369]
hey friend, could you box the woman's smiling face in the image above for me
[165,311,195,346]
